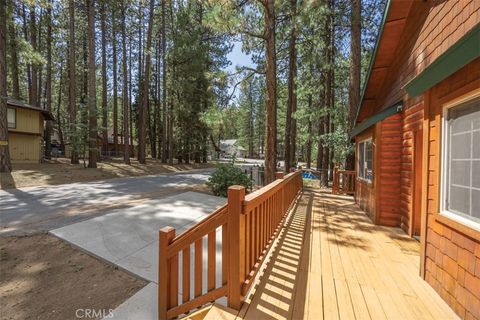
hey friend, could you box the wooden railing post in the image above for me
[159,226,176,320]
[333,167,338,194]
[227,185,245,310]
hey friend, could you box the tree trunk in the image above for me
[284,0,297,173]
[264,0,277,184]
[160,0,167,163]
[128,33,134,149]
[8,6,20,100]
[21,5,32,104]
[306,94,312,169]
[138,0,155,164]
[0,0,12,172]
[112,8,119,157]
[87,0,97,168]
[36,10,43,109]
[347,0,361,170]
[56,58,65,153]
[45,0,53,160]
[155,39,162,159]
[29,7,37,106]
[321,0,333,184]
[68,0,78,164]
[121,1,130,164]
[100,2,108,159]
[137,0,146,163]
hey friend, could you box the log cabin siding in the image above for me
[377,113,402,227]
[423,57,480,320]
[399,101,424,233]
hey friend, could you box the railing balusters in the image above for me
[194,238,203,298]
[170,253,179,309]
[222,223,228,286]
[245,212,251,274]
[182,246,190,304]
[159,171,303,320]
[208,231,216,292]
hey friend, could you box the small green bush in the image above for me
[207,163,253,197]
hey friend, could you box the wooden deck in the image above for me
[205,188,460,320]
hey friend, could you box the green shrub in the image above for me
[207,163,253,197]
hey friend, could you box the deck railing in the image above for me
[158,170,303,319]
[332,167,356,195]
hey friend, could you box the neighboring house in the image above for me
[352,1,479,318]
[6,99,54,163]
[100,128,137,157]
[220,139,246,158]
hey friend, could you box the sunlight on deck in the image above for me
[226,189,460,320]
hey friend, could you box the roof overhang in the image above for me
[7,98,55,121]
[350,101,403,139]
[352,0,415,126]
[404,23,480,98]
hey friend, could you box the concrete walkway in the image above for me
[50,191,225,320]
[0,169,213,235]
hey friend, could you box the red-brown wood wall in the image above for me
[423,57,480,320]
[376,113,402,227]
[399,100,424,233]
[354,1,480,318]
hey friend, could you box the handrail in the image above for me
[158,170,303,320]
[332,167,356,195]
[166,204,227,257]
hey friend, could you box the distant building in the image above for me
[6,99,54,163]
[219,139,246,158]
[99,128,137,157]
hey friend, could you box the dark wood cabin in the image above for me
[352,1,480,318]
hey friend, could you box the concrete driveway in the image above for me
[50,191,226,320]
[0,169,213,235]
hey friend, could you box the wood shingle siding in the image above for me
[423,57,480,320]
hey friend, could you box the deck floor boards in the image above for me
[226,188,459,320]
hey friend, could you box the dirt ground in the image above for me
[0,157,213,189]
[0,234,147,320]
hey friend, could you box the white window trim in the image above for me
[440,88,480,233]
[357,137,373,184]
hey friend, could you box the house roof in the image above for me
[100,128,138,146]
[352,0,414,128]
[353,1,480,138]
[7,98,55,121]
[220,139,237,146]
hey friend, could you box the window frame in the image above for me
[440,89,480,233]
[357,137,373,183]
[7,107,16,129]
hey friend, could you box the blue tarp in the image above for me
[302,171,319,180]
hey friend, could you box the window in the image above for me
[441,96,480,227]
[358,139,373,182]
[7,108,16,129]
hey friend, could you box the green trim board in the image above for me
[405,23,480,98]
[350,101,403,139]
